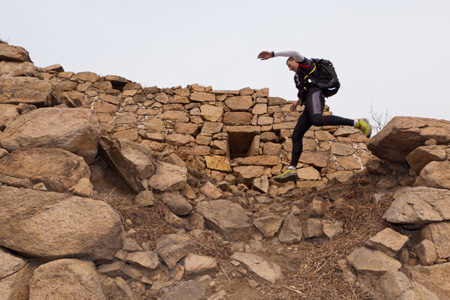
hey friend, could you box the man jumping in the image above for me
[258,50,372,183]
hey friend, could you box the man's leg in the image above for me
[306,88,372,137]
[290,110,312,167]
[273,96,313,183]
[306,88,354,126]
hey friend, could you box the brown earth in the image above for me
[93,161,391,300]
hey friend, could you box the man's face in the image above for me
[287,60,298,72]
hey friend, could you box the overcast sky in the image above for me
[2,0,449,125]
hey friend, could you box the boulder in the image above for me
[147,161,187,192]
[366,157,391,175]
[0,186,123,261]
[122,238,142,252]
[322,220,343,239]
[233,166,268,185]
[0,104,19,128]
[97,276,135,300]
[306,197,328,218]
[347,247,401,275]
[368,117,450,162]
[0,107,103,164]
[405,262,450,300]
[158,280,206,300]
[414,160,450,190]
[380,271,440,300]
[41,64,64,72]
[0,260,37,300]
[29,259,107,300]
[365,228,409,257]
[415,239,438,265]
[421,222,450,259]
[406,145,447,173]
[125,251,160,270]
[278,214,303,244]
[383,187,450,225]
[134,190,155,207]
[98,261,151,282]
[0,43,32,62]
[253,215,283,238]
[0,148,91,195]
[72,71,99,82]
[230,252,282,283]
[0,247,27,280]
[252,175,269,194]
[161,192,193,216]
[379,271,413,300]
[200,182,223,199]
[396,283,440,300]
[0,61,41,78]
[184,254,218,279]
[304,218,324,238]
[99,137,156,193]
[0,77,53,105]
[196,200,251,239]
[156,234,196,269]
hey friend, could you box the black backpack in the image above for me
[308,58,340,97]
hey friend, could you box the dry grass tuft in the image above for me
[118,201,174,250]
[257,180,391,299]
[193,231,233,260]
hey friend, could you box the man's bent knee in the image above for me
[311,114,325,126]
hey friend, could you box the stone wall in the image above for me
[38,65,371,192]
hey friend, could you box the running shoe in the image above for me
[273,168,298,183]
[354,118,372,138]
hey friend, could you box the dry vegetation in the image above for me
[95,163,392,300]
[255,182,391,300]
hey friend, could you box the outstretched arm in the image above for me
[257,50,305,62]
[257,51,274,60]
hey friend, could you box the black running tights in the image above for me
[290,88,354,167]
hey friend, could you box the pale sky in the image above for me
[2,0,449,126]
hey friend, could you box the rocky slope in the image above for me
[1,42,450,300]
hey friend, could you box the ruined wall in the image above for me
[38,64,372,192]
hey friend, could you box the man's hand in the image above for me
[257,51,273,60]
[290,99,302,111]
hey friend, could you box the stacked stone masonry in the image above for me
[39,66,371,190]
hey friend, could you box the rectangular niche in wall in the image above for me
[228,132,259,159]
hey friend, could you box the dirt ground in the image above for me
[93,166,392,300]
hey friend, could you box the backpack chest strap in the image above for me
[302,63,317,91]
